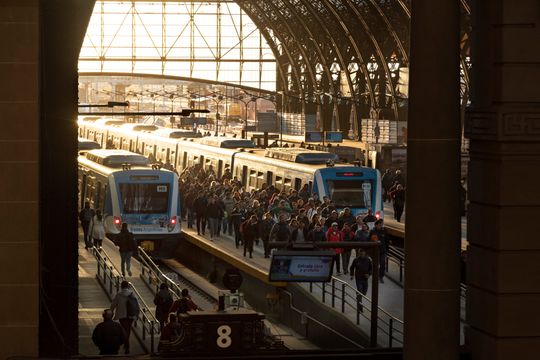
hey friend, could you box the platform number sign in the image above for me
[209,322,239,351]
[216,325,232,348]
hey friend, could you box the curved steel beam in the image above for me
[248,0,318,95]
[238,2,302,92]
[269,0,338,97]
[366,0,408,64]
[313,0,375,106]
[343,0,400,120]
[292,0,357,104]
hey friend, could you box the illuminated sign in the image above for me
[269,250,335,282]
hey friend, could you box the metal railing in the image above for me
[308,277,404,347]
[92,247,159,354]
[387,245,405,283]
[137,246,215,308]
[280,289,364,348]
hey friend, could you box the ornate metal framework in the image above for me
[79,1,276,90]
[80,0,472,129]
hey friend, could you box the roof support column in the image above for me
[404,0,461,358]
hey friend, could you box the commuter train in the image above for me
[78,118,383,218]
[78,149,181,251]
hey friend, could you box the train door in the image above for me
[241,166,248,187]
[95,181,102,210]
[294,178,302,191]
[266,171,273,186]
[217,160,223,179]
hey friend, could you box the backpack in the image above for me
[126,294,140,318]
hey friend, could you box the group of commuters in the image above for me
[78,201,105,249]
[92,280,200,355]
[178,163,390,282]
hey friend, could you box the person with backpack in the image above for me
[154,283,173,331]
[111,280,140,354]
[169,289,200,315]
[115,223,137,277]
[349,248,373,312]
[79,201,94,249]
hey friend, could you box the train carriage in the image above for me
[78,149,181,251]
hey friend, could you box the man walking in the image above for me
[116,223,137,277]
[111,281,139,354]
[349,248,373,312]
[79,201,94,249]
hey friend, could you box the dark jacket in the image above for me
[350,256,373,280]
[92,319,125,355]
[307,229,326,243]
[369,228,388,253]
[193,196,208,215]
[242,220,259,242]
[117,229,136,253]
[260,218,276,239]
[153,288,173,322]
[269,222,291,242]
[290,227,309,242]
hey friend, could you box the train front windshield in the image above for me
[119,183,169,213]
[326,179,372,208]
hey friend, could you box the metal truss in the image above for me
[237,0,471,123]
[80,0,276,90]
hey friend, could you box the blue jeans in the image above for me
[222,217,228,234]
[120,251,132,276]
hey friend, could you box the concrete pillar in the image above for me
[404,0,461,359]
[0,1,40,358]
[465,1,540,359]
[39,0,95,356]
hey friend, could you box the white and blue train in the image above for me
[78,118,383,219]
[78,149,181,251]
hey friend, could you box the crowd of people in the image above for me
[381,169,407,223]
[178,163,390,281]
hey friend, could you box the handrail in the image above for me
[308,276,404,347]
[138,246,183,300]
[280,289,364,348]
[92,247,158,353]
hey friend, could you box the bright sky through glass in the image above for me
[79,1,276,90]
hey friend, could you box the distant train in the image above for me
[78,118,383,218]
[78,149,181,251]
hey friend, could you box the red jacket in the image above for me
[326,228,343,254]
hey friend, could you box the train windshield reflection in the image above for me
[326,180,372,208]
[119,183,169,213]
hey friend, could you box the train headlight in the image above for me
[375,211,381,220]
[167,216,177,232]
[170,216,177,225]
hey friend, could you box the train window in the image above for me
[275,176,283,190]
[294,178,302,191]
[284,178,292,189]
[249,170,257,189]
[266,171,273,186]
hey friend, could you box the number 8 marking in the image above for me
[216,325,232,348]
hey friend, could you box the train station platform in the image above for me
[77,232,315,356]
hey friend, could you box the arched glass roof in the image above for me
[79,1,277,91]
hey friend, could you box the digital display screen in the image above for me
[336,172,363,177]
[269,251,335,282]
[325,131,343,143]
[304,131,323,142]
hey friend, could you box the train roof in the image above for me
[197,136,256,148]
[94,118,126,126]
[120,123,158,132]
[264,148,339,164]
[84,149,149,167]
[77,137,101,151]
[154,128,202,139]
